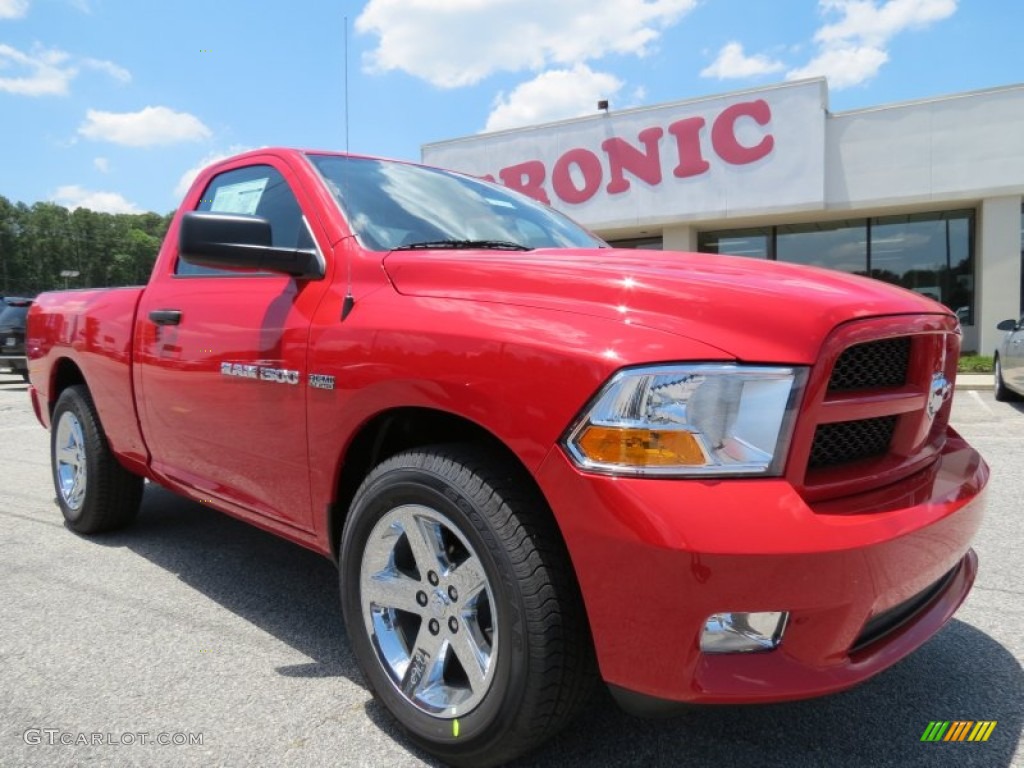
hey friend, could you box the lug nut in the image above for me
[448,617,458,633]
[428,571,439,586]
[429,619,440,635]
[416,591,428,607]
[447,585,458,602]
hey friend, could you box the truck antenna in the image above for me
[344,14,350,156]
[341,14,355,321]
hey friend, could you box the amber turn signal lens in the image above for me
[577,426,706,466]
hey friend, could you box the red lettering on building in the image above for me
[552,149,603,204]
[499,161,550,204]
[667,117,711,179]
[602,127,664,194]
[488,98,775,206]
[711,100,774,165]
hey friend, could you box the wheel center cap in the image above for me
[431,589,451,617]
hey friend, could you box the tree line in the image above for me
[0,195,172,297]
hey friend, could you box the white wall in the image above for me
[977,196,1022,354]
[826,85,1024,210]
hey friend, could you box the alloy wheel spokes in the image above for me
[361,505,498,717]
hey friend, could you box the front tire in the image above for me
[340,446,595,767]
[51,385,143,534]
[994,356,1019,402]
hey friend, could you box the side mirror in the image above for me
[179,212,324,279]
[996,319,1018,332]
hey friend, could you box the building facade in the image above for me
[422,78,1024,354]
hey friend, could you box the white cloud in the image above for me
[787,0,956,88]
[79,106,211,147]
[0,43,75,95]
[787,44,889,88]
[0,0,28,19]
[174,145,253,198]
[93,157,109,173]
[83,57,131,83]
[52,185,141,214]
[0,43,131,96]
[356,0,697,88]
[485,65,623,132]
[700,42,785,79]
[814,0,956,45]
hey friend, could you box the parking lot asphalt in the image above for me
[0,373,1021,767]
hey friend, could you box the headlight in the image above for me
[564,364,806,477]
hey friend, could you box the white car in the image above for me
[995,316,1024,401]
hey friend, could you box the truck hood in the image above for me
[382,248,952,363]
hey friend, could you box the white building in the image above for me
[422,78,1024,354]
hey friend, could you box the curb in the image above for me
[955,374,993,390]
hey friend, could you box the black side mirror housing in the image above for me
[996,319,1018,332]
[179,212,324,279]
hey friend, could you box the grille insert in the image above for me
[809,416,897,469]
[829,338,910,392]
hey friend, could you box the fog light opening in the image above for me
[700,611,789,654]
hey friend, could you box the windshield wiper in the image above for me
[393,239,531,251]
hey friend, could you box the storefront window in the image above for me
[697,228,770,258]
[777,220,867,275]
[870,211,973,323]
[607,236,663,250]
[698,209,976,323]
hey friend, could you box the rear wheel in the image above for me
[51,385,143,533]
[994,356,1019,402]
[340,446,595,767]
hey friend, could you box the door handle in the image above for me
[149,309,182,326]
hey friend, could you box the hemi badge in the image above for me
[309,373,335,390]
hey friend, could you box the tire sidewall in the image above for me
[51,388,90,524]
[995,356,1013,401]
[340,460,529,754]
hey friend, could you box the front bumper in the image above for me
[536,428,987,706]
[0,354,27,374]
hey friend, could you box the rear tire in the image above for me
[51,385,143,534]
[340,445,595,767]
[994,356,1019,402]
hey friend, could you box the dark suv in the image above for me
[0,297,33,381]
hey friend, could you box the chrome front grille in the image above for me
[790,316,960,503]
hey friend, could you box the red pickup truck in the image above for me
[27,148,987,766]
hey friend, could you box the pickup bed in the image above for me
[27,148,988,766]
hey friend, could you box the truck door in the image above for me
[135,159,330,529]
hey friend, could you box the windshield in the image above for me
[0,304,29,327]
[307,154,606,252]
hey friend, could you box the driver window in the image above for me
[177,164,312,276]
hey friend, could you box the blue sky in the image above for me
[1,0,1020,214]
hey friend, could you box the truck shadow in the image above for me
[100,484,1021,768]
[514,619,1023,767]
[94,483,360,684]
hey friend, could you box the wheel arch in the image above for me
[50,356,87,417]
[329,407,559,564]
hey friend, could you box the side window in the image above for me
[177,164,314,276]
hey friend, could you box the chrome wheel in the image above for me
[55,410,87,512]
[360,504,497,718]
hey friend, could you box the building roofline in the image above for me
[829,81,1024,118]
[421,78,828,153]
